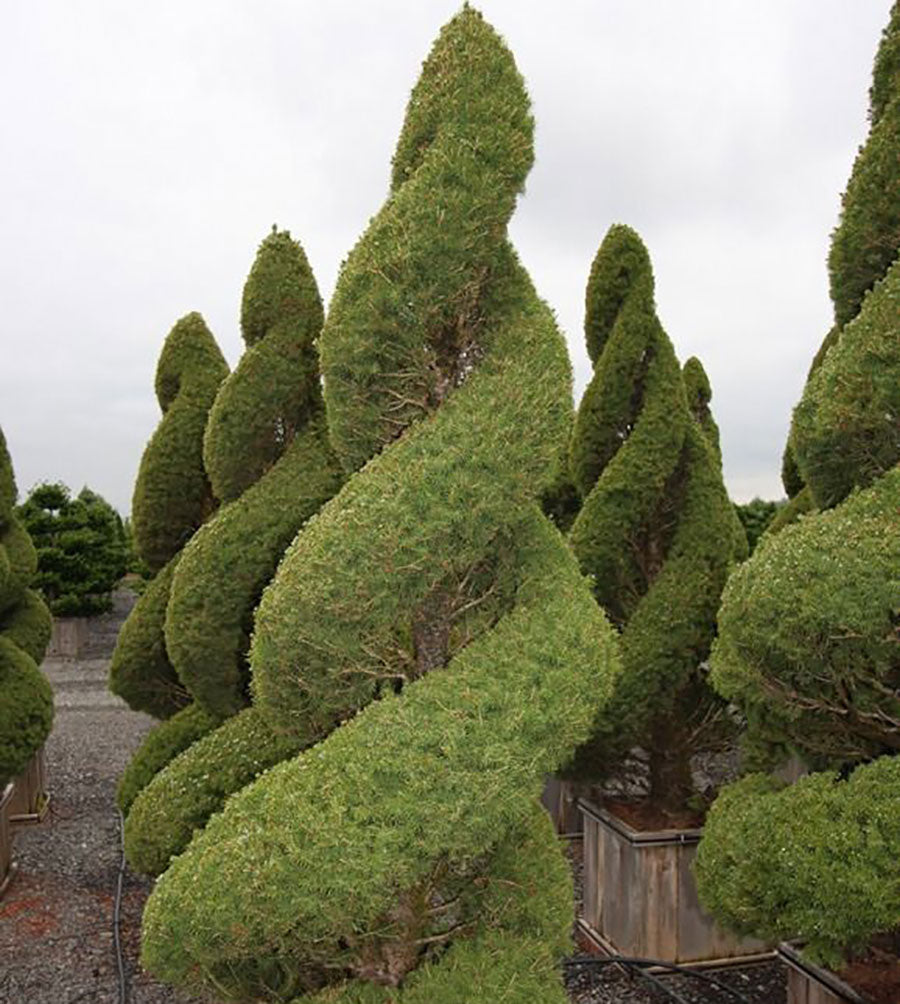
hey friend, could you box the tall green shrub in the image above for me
[164,228,343,717]
[121,229,343,849]
[0,428,53,787]
[108,314,228,719]
[139,10,619,1001]
[564,226,745,813]
[18,482,128,616]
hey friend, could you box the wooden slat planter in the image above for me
[541,775,583,835]
[9,746,50,824]
[578,798,772,966]
[0,783,15,899]
[47,616,89,659]
[779,944,870,1004]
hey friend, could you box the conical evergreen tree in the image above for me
[0,428,53,787]
[120,229,342,846]
[564,225,744,812]
[138,10,618,1002]
[108,313,227,720]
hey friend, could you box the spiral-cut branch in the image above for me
[0,428,52,787]
[140,10,618,1001]
[564,227,742,810]
[109,313,227,720]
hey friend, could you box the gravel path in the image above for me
[0,594,790,1003]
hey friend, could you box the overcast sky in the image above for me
[0,2,890,514]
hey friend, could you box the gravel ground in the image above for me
[0,593,790,1003]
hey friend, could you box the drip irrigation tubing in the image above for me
[564,954,757,1004]
[113,806,128,1004]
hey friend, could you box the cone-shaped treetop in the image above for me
[130,312,228,573]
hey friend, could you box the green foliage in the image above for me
[564,227,740,810]
[793,257,900,510]
[116,701,218,814]
[165,230,342,718]
[140,10,619,999]
[124,705,305,875]
[0,637,53,786]
[695,757,900,968]
[108,556,188,720]
[829,1,900,328]
[0,428,53,786]
[733,498,779,555]
[17,482,128,616]
[131,312,228,573]
[711,467,900,768]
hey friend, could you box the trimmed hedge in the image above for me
[165,230,342,718]
[564,227,743,810]
[131,312,228,573]
[0,428,53,786]
[793,257,900,510]
[140,10,619,1000]
[695,756,900,969]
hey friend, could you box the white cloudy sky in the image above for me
[0,1,890,514]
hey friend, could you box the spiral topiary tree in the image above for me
[0,428,53,789]
[563,225,745,815]
[120,228,342,843]
[697,13,900,957]
[777,2,899,523]
[138,9,619,1001]
[109,314,227,720]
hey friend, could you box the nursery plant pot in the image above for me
[9,746,50,824]
[577,798,772,966]
[0,783,16,898]
[47,616,89,659]
[779,943,869,1004]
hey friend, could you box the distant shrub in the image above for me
[733,498,779,555]
[18,482,128,616]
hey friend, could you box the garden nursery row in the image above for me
[1,4,898,1004]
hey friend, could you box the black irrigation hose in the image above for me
[113,807,128,1004]
[565,954,756,1004]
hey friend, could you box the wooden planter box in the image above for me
[0,783,15,898]
[9,746,50,824]
[541,775,583,835]
[47,616,89,659]
[577,798,771,966]
[779,943,871,1004]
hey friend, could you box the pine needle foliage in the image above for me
[564,226,743,811]
[0,428,53,786]
[139,9,619,1001]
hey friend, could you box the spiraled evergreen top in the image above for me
[828,0,900,327]
[131,313,228,572]
[203,228,325,501]
[566,225,741,809]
